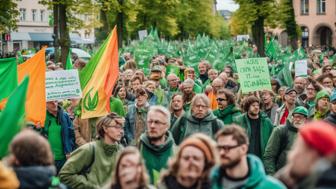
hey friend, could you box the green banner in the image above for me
[235,58,272,93]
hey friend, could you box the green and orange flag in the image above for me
[80,26,119,119]
[0,57,18,109]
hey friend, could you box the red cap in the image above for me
[300,121,336,156]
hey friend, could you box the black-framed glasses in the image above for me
[217,144,241,152]
[216,98,227,102]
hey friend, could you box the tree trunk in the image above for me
[286,0,298,50]
[58,2,70,69]
[252,16,265,57]
[116,0,123,48]
[53,0,59,63]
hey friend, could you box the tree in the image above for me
[279,0,299,49]
[0,0,19,33]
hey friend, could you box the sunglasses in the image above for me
[216,98,227,102]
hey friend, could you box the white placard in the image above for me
[46,69,82,101]
[295,59,308,77]
[138,30,148,41]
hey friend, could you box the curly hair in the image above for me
[242,96,260,112]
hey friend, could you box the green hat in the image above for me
[151,65,162,72]
[292,106,308,117]
[315,90,330,102]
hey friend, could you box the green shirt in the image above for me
[46,113,65,160]
[110,97,126,117]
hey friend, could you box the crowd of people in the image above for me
[1,47,336,189]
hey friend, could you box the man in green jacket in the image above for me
[210,125,285,189]
[233,96,274,160]
[213,88,241,124]
[171,94,224,145]
[263,106,308,175]
[59,113,124,189]
[139,106,175,185]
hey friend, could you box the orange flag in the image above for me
[17,48,46,127]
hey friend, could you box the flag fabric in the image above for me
[17,48,46,127]
[80,26,119,119]
[0,76,29,158]
[0,57,18,109]
[66,49,73,70]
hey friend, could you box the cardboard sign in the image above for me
[295,59,308,77]
[46,69,82,101]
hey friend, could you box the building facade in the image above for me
[2,0,95,52]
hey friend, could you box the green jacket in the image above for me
[213,104,241,125]
[193,82,203,94]
[263,121,298,175]
[139,132,175,185]
[59,140,122,189]
[210,155,286,189]
[110,97,125,117]
[171,111,224,145]
[233,113,274,158]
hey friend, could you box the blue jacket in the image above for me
[124,103,148,145]
[42,107,76,154]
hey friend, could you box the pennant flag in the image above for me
[66,49,73,70]
[0,57,18,109]
[0,76,29,158]
[80,26,119,119]
[18,48,46,127]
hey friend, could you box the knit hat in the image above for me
[330,91,336,103]
[292,106,309,117]
[315,90,330,102]
[299,121,336,156]
[179,136,214,162]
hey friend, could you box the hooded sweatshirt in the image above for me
[210,155,286,189]
[213,104,241,124]
[139,131,175,185]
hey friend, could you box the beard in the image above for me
[148,132,166,142]
[172,105,183,112]
[220,156,241,169]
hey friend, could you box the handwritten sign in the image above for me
[295,59,308,77]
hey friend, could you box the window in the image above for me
[317,0,326,14]
[300,0,309,15]
[32,9,37,21]
[19,8,26,21]
[40,10,45,22]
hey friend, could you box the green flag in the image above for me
[0,57,18,102]
[66,49,73,70]
[0,76,29,158]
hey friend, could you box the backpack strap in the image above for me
[278,125,289,155]
[211,119,219,135]
[177,115,187,144]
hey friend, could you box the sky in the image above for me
[216,0,239,11]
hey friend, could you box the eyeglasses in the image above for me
[217,144,241,152]
[216,98,227,102]
[147,120,167,125]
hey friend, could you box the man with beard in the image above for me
[172,94,224,145]
[181,79,196,111]
[213,88,241,124]
[158,134,216,189]
[197,60,211,90]
[210,125,285,189]
[293,77,307,106]
[139,106,175,185]
[233,96,274,160]
[264,106,309,175]
[207,78,224,110]
[166,73,180,101]
[274,88,297,126]
[170,93,185,126]
[261,90,279,124]
[310,90,330,120]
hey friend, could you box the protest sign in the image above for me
[235,58,272,93]
[46,70,82,101]
[295,59,308,77]
[138,30,148,41]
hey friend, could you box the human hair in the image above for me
[10,129,53,166]
[111,147,149,189]
[135,87,148,98]
[191,94,210,109]
[215,125,249,145]
[242,96,260,112]
[131,76,143,84]
[216,88,235,105]
[317,73,334,85]
[74,58,87,70]
[112,84,128,98]
[148,106,171,127]
[123,59,137,71]
[169,93,184,112]
[144,80,156,88]
[96,112,125,139]
[183,78,195,86]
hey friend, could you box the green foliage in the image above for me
[0,0,19,33]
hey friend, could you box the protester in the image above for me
[197,60,211,89]
[59,113,124,189]
[213,88,241,124]
[170,93,185,126]
[172,94,224,145]
[233,96,274,160]
[166,73,180,101]
[293,77,307,106]
[9,129,66,189]
[210,125,285,189]
[275,121,336,189]
[207,78,224,110]
[274,88,297,126]
[304,81,321,111]
[261,90,279,123]
[264,106,309,175]
[325,91,336,125]
[0,161,19,189]
[158,134,216,189]
[181,79,196,111]
[139,106,175,184]
[42,100,76,173]
[106,146,154,189]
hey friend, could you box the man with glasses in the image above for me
[274,88,297,126]
[172,94,224,145]
[165,73,180,101]
[213,88,241,124]
[210,125,285,189]
[293,77,307,106]
[60,113,124,188]
[139,106,175,185]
